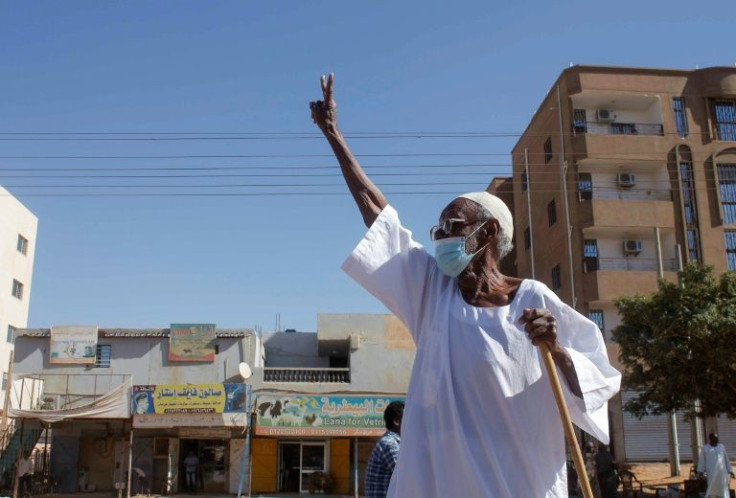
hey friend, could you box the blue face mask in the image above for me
[433,222,488,278]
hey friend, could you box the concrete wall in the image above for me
[12,332,255,387]
[317,314,415,393]
[0,185,38,406]
[262,332,327,368]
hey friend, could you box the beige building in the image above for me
[0,185,37,407]
[504,65,736,462]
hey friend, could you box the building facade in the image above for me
[506,65,736,462]
[9,314,414,495]
[0,185,38,408]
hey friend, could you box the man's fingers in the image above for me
[325,73,334,103]
[320,75,327,98]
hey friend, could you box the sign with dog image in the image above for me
[254,394,405,436]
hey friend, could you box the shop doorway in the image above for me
[179,439,228,494]
[278,441,328,493]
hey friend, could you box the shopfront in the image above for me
[251,393,404,495]
[131,383,250,494]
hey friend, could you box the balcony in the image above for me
[577,121,664,136]
[578,198,675,230]
[585,187,672,202]
[595,257,677,272]
[263,367,351,383]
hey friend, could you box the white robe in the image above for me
[342,206,621,498]
[698,443,732,498]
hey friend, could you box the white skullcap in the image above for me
[457,192,514,240]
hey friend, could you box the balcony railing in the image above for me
[593,257,678,272]
[582,188,672,202]
[575,122,664,136]
[263,367,351,383]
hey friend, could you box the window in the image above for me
[11,280,23,300]
[680,161,701,262]
[95,345,112,368]
[573,109,587,133]
[16,235,28,255]
[726,230,736,271]
[578,173,592,201]
[524,227,531,250]
[544,138,553,163]
[588,310,605,333]
[583,239,599,272]
[712,100,736,141]
[717,164,736,224]
[551,265,562,291]
[547,199,557,226]
[521,172,528,192]
[673,97,688,138]
[6,325,16,344]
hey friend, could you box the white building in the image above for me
[0,185,37,406]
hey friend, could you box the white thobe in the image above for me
[342,206,621,498]
[698,443,732,498]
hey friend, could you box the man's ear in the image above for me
[483,219,501,242]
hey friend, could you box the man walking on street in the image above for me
[698,433,734,498]
[365,401,403,498]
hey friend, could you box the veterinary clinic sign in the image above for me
[132,384,247,415]
[168,323,216,362]
[254,395,404,436]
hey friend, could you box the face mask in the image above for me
[433,221,488,278]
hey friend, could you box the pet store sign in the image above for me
[254,395,404,436]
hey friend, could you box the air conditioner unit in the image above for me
[597,109,616,122]
[623,239,643,254]
[617,172,636,188]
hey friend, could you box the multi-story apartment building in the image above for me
[8,314,414,495]
[0,185,38,407]
[507,65,736,462]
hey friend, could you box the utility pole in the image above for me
[655,228,680,476]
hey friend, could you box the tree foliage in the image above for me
[612,262,736,419]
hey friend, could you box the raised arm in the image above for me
[310,73,387,227]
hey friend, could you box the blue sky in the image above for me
[2,0,735,332]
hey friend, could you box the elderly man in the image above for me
[310,74,621,497]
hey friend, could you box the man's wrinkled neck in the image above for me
[457,253,519,307]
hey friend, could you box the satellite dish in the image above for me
[238,362,252,380]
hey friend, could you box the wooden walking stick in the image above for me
[539,342,594,498]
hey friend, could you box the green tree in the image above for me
[612,262,736,419]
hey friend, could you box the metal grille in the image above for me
[263,367,351,383]
[544,137,553,163]
[713,100,736,141]
[573,109,587,133]
[547,199,557,226]
[578,173,592,200]
[588,310,604,333]
[673,97,688,137]
[94,344,111,368]
[551,265,561,291]
[725,230,736,271]
[717,164,736,224]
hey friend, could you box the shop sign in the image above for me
[49,325,98,364]
[168,323,216,362]
[254,394,404,436]
[131,384,247,415]
[133,412,248,428]
[179,427,232,439]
